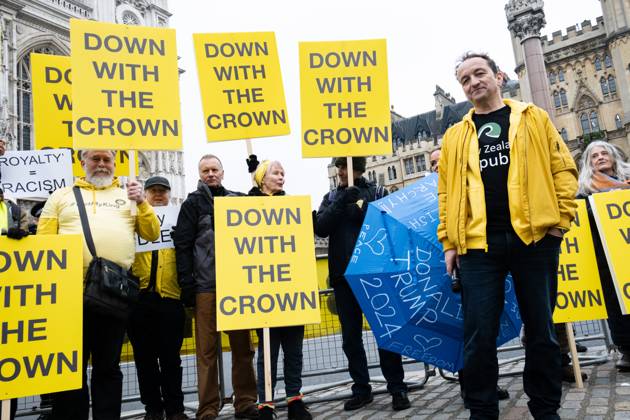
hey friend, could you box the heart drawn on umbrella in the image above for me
[413,334,442,354]
[362,228,388,256]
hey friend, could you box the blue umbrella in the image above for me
[345,174,521,373]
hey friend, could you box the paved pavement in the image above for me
[17,345,630,419]
[183,346,630,420]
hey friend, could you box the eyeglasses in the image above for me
[430,160,438,166]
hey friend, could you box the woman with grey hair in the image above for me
[577,140,630,371]
[578,140,630,195]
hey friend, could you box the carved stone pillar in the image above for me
[506,0,555,121]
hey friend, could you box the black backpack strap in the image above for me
[147,250,159,291]
[72,187,97,258]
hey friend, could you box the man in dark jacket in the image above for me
[315,157,410,412]
[173,154,258,420]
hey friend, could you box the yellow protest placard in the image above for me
[70,19,181,151]
[299,39,391,158]
[214,196,320,330]
[590,189,630,314]
[31,53,136,176]
[193,32,290,142]
[0,235,83,399]
[554,200,608,323]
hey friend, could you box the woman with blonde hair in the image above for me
[577,140,630,371]
[248,160,312,420]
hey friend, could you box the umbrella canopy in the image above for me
[345,174,521,373]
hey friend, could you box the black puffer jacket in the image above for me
[314,177,387,286]
[247,186,286,197]
[173,181,243,294]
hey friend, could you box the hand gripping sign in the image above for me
[193,32,290,142]
[69,19,182,151]
[553,199,608,323]
[214,196,320,331]
[590,189,630,314]
[0,235,83,400]
[31,53,137,177]
[299,39,391,158]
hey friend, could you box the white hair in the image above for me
[265,160,284,176]
[577,140,630,195]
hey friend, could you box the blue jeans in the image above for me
[333,280,407,396]
[459,230,562,420]
[256,326,305,402]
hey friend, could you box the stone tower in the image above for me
[0,0,185,202]
[601,0,630,129]
[505,0,555,118]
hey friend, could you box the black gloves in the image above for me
[246,154,260,173]
[6,228,29,240]
[342,186,361,204]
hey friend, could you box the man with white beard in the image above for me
[38,149,160,420]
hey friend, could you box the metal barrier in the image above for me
[15,291,611,417]
[438,319,612,382]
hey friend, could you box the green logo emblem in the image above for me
[478,123,501,139]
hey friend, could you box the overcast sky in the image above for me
[170,1,602,207]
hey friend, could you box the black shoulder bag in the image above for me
[73,187,139,319]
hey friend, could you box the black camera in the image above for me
[451,268,462,293]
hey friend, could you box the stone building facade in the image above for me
[0,0,185,202]
[506,0,630,157]
[329,0,630,191]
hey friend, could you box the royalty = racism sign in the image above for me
[0,150,73,199]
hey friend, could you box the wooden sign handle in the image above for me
[1,400,11,420]
[128,150,137,216]
[346,157,354,187]
[566,322,584,388]
[263,327,272,402]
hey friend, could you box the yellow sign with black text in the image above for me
[553,200,607,323]
[0,235,83,399]
[299,39,391,158]
[193,32,290,142]
[590,189,630,314]
[70,19,182,150]
[214,196,320,331]
[31,53,136,176]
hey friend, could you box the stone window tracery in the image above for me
[560,89,568,107]
[17,45,62,151]
[605,55,612,68]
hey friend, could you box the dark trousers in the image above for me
[51,309,126,420]
[598,261,630,351]
[256,326,305,402]
[333,280,407,396]
[127,292,186,416]
[459,230,562,420]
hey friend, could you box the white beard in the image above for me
[86,173,114,188]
